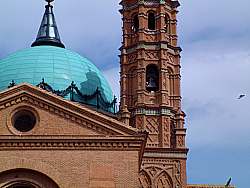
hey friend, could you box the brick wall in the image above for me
[0,150,140,188]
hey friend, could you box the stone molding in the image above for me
[143,152,187,159]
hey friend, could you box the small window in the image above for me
[12,110,36,132]
[148,12,156,30]
[132,14,139,32]
[146,64,159,92]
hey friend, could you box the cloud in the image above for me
[103,67,120,100]
[182,37,250,148]
[178,0,250,44]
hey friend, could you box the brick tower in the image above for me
[119,0,188,187]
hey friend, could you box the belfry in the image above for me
[0,0,235,188]
[119,0,187,186]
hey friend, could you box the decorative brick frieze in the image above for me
[133,107,175,116]
[140,157,185,188]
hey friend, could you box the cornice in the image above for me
[0,135,146,151]
[121,0,174,11]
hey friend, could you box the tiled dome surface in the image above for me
[0,46,113,103]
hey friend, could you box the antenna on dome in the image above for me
[31,0,65,48]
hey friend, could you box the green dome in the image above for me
[0,46,114,112]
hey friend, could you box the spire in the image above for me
[31,0,65,48]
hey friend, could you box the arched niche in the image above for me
[165,14,171,35]
[167,67,174,97]
[127,66,137,107]
[155,171,173,188]
[132,14,139,32]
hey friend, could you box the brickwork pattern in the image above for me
[0,150,139,188]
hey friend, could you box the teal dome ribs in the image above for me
[0,46,115,113]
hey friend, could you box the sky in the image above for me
[0,0,249,187]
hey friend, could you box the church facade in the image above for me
[0,0,235,188]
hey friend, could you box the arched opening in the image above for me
[5,181,37,188]
[132,14,139,32]
[165,14,171,34]
[0,169,60,188]
[146,64,159,92]
[148,12,156,30]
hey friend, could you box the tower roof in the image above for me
[31,0,65,48]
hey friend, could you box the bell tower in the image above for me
[119,0,188,187]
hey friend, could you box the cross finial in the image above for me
[45,0,54,6]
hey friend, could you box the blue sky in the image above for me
[0,0,249,187]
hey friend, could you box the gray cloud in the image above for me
[179,0,250,44]
[179,1,250,186]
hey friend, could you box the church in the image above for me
[0,0,235,188]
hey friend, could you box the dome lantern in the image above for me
[31,0,65,48]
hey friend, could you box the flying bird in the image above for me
[237,94,246,99]
[225,177,232,187]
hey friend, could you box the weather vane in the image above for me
[45,0,54,5]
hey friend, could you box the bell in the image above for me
[146,77,157,91]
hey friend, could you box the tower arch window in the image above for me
[146,64,159,92]
[148,12,156,30]
[165,14,171,34]
[132,14,139,32]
